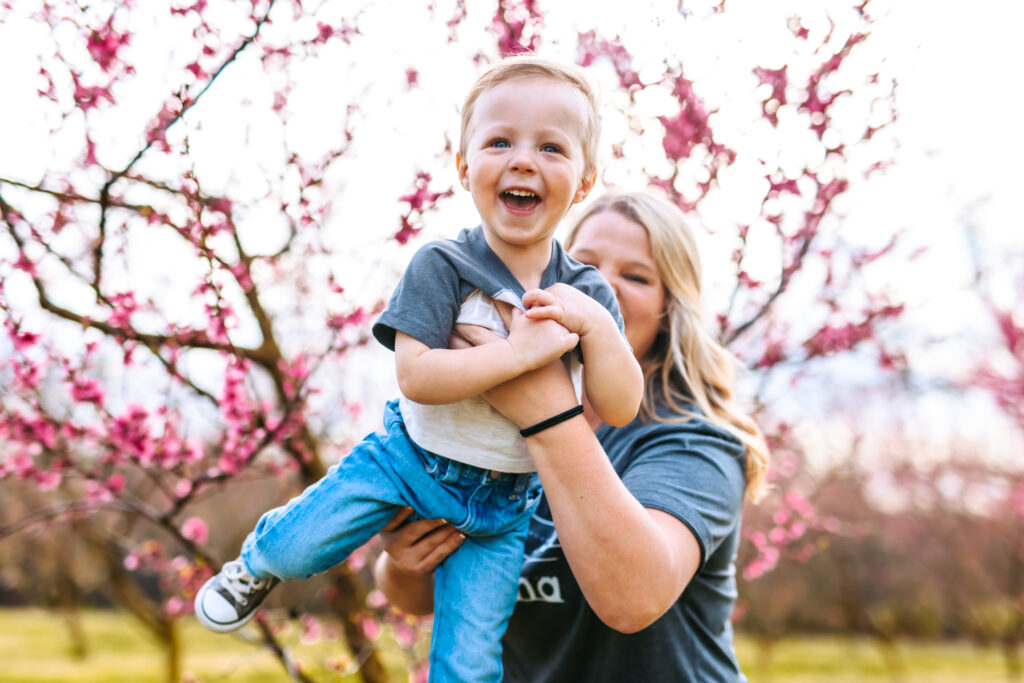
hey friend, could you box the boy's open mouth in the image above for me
[501,189,541,211]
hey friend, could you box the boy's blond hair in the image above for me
[459,55,601,179]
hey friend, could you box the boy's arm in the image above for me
[394,316,579,405]
[523,284,643,426]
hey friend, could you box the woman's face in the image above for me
[568,210,666,363]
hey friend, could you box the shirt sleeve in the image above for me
[616,420,747,568]
[371,242,464,351]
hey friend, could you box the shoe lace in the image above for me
[221,560,271,606]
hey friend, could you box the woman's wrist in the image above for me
[373,553,435,615]
[519,405,584,437]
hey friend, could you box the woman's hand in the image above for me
[379,507,465,576]
[373,507,464,615]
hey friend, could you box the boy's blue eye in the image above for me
[541,144,562,154]
[490,139,510,148]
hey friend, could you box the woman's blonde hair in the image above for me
[566,191,770,501]
[459,55,601,180]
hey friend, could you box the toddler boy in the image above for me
[195,55,643,682]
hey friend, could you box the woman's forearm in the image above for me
[525,419,700,632]
[372,553,436,616]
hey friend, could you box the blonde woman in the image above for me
[376,190,769,682]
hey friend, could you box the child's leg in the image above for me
[241,431,405,581]
[428,522,530,683]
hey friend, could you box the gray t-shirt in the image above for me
[372,225,624,472]
[502,396,749,682]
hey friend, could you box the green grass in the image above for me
[0,608,414,682]
[734,633,1008,682]
[0,608,1011,682]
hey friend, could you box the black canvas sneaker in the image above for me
[194,558,280,632]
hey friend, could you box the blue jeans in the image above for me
[240,399,541,683]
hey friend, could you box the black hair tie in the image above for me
[519,405,585,438]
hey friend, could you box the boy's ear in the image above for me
[573,169,597,204]
[456,152,470,191]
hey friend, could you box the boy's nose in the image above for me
[508,151,537,174]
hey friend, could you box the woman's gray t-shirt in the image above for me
[502,399,749,682]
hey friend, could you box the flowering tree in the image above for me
[1,0,908,679]
[964,221,1024,677]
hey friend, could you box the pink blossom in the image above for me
[86,22,131,72]
[13,251,36,275]
[366,589,388,609]
[229,262,253,291]
[767,175,800,196]
[181,517,209,545]
[412,663,431,683]
[108,404,155,463]
[170,0,208,17]
[393,214,420,245]
[348,542,371,571]
[491,0,543,57]
[164,596,187,618]
[301,615,323,644]
[174,480,194,499]
[35,469,62,491]
[784,490,815,519]
[327,307,368,331]
[12,359,43,390]
[85,480,114,504]
[70,376,105,404]
[398,172,447,211]
[71,72,115,112]
[394,621,417,648]
[756,339,786,368]
[185,61,208,79]
[577,32,641,91]
[659,111,699,161]
[360,615,382,640]
[205,301,236,345]
[107,292,138,329]
[9,325,40,352]
[106,473,126,494]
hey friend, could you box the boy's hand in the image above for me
[522,283,609,337]
[505,307,579,372]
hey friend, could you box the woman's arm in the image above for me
[482,360,701,633]
[378,331,699,632]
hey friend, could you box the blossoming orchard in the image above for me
[1,0,1021,681]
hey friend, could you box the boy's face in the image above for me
[458,77,595,260]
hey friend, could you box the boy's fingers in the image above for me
[524,305,562,321]
[523,289,555,308]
